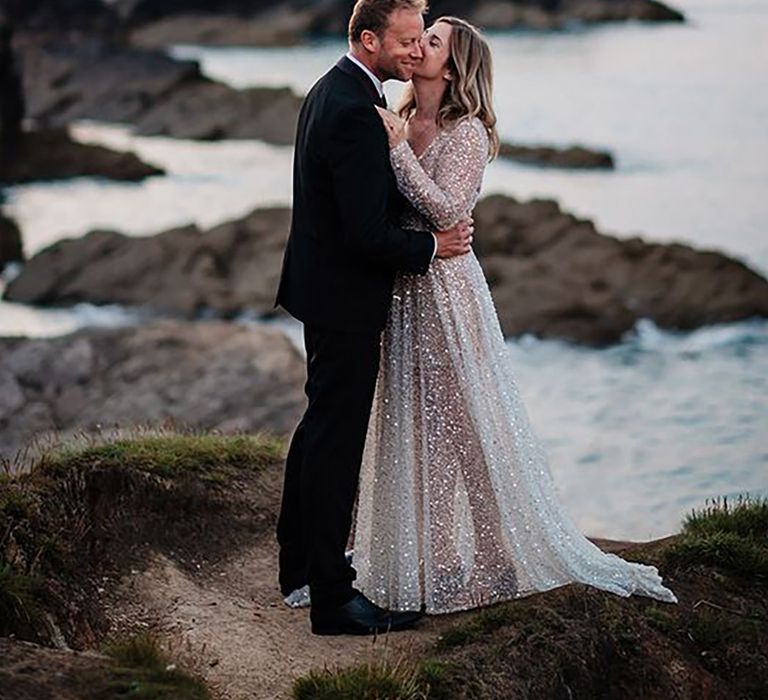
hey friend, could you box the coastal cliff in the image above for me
[1,434,765,698]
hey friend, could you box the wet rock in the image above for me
[7,197,767,347]
[117,1,685,44]
[498,142,615,169]
[0,128,164,184]
[21,40,302,144]
[0,319,306,459]
[4,207,292,316]
[472,194,768,344]
[0,205,23,270]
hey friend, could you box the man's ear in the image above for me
[359,29,381,54]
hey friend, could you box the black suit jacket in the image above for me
[275,56,435,333]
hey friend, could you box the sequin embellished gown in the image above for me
[352,116,678,614]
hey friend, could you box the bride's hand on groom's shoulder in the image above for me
[375,105,406,149]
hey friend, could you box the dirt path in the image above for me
[103,457,654,700]
[113,531,653,699]
[115,534,457,700]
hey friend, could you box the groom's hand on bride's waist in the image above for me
[435,218,474,259]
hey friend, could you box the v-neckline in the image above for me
[410,128,442,161]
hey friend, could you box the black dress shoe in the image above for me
[310,590,423,636]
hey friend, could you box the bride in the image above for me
[351,16,678,613]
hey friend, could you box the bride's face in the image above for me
[413,22,453,82]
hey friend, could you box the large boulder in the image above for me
[0,205,23,270]
[0,11,24,151]
[498,142,615,169]
[4,207,292,317]
[0,128,164,184]
[129,8,313,48]
[473,195,768,344]
[6,197,767,346]
[21,40,302,144]
[116,1,685,43]
[0,319,306,460]
[1,0,117,31]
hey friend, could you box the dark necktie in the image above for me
[376,92,388,109]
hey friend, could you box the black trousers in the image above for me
[276,324,382,609]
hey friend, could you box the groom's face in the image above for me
[371,9,425,81]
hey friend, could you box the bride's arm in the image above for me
[388,118,489,231]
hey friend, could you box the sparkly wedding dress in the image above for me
[352,116,678,614]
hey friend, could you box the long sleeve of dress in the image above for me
[389,117,489,231]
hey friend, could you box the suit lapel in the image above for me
[335,56,385,107]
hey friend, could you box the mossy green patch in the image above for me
[435,601,560,649]
[39,432,284,484]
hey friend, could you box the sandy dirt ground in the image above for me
[114,536,461,700]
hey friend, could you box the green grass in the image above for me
[682,494,768,539]
[38,430,285,483]
[0,429,286,644]
[102,633,211,700]
[644,605,677,635]
[293,656,431,700]
[687,607,764,650]
[436,601,569,650]
[661,494,768,582]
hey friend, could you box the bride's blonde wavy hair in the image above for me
[397,16,499,160]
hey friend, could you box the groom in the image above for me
[275,0,473,635]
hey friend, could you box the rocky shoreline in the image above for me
[20,39,303,144]
[0,202,23,271]
[499,141,615,169]
[0,128,164,184]
[0,319,306,462]
[1,431,765,699]
[8,1,686,49]
[6,197,768,347]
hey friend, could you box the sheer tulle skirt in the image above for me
[353,252,678,614]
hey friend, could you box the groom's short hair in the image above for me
[348,0,428,42]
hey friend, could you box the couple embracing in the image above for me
[275,0,677,637]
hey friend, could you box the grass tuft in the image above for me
[293,656,431,700]
[102,633,211,700]
[682,494,768,539]
[662,494,768,582]
[0,563,43,634]
[38,430,285,484]
[687,607,764,650]
[436,601,564,650]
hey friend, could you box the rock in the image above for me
[21,40,302,144]
[3,0,118,34]
[6,198,768,347]
[135,83,301,143]
[0,368,25,421]
[0,638,115,700]
[0,319,306,459]
[472,194,768,344]
[0,204,23,270]
[0,12,24,151]
[4,207,292,316]
[116,1,685,43]
[467,0,685,29]
[0,128,164,184]
[561,0,685,24]
[498,142,615,169]
[129,11,310,49]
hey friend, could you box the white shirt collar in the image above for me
[345,51,385,99]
